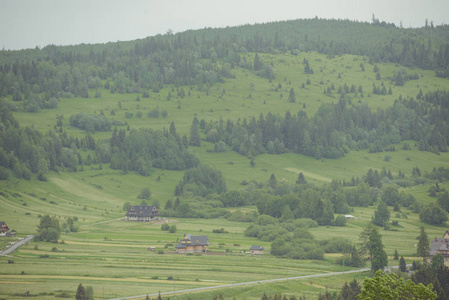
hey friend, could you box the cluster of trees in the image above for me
[200,92,448,160]
[412,260,449,299]
[34,215,61,242]
[69,113,111,132]
[105,125,199,174]
[174,164,227,197]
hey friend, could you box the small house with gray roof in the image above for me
[428,230,449,267]
[175,234,210,253]
[125,205,160,222]
[250,245,264,255]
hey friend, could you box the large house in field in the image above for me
[0,222,9,236]
[125,205,160,221]
[175,234,210,253]
[428,230,449,267]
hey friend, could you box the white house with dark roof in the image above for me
[175,234,210,253]
[125,205,160,221]
[428,230,449,267]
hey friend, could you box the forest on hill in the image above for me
[1,17,449,300]
[0,18,448,178]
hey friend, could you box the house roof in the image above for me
[0,222,9,231]
[126,206,160,217]
[250,245,264,251]
[175,234,210,248]
[429,237,449,256]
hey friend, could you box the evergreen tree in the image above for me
[288,88,296,103]
[269,173,277,189]
[394,249,399,260]
[296,172,306,184]
[164,199,173,210]
[399,256,406,272]
[189,123,201,146]
[254,54,262,71]
[76,284,86,300]
[369,226,388,272]
[174,197,180,210]
[372,201,390,226]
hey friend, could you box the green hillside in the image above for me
[1,18,449,299]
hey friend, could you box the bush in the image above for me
[212,228,228,234]
[331,215,347,226]
[169,225,177,233]
[161,223,170,231]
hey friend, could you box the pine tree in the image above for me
[296,172,306,184]
[288,88,296,103]
[417,226,430,261]
[369,227,388,272]
[189,123,200,146]
[269,173,277,189]
[394,249,399,260]
[372,201,390,226]
[254,54,262,71]
[399,256,406,272]
[76,284,86,300]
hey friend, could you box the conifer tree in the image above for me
[76,284,86,300]
[417,226,430,261]
[399,256,406,272]
[288,88,296,103]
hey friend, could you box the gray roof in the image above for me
[250,245,264,251]
[429,237,449,256]
[126,205,159,217]
[175,234,210,248]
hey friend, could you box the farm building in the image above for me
[428,230,449,267]
[0,222,9,236]
[125,206,160,221]
[250,245,264,255]
[175,234,210,253]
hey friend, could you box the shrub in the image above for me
[161,224,170,231]
[169,225,177,233]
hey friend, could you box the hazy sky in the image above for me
[1,0,448,50]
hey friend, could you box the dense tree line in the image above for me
[0,99,199,179]
[1,18,449,106]
[201,90,448,159]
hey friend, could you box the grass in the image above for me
[1,51,449,299]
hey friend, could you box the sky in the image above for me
[0,0,448,50]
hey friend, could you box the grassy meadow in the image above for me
[1,51,449,299]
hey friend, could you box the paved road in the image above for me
[108,267,372,300]
[0,235,34,256]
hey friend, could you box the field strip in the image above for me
[63,240,149,248]
[284,168,332,182]
[0,275,219,286]
[108,267,374,300]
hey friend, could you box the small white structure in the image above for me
[344,215,356,220]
